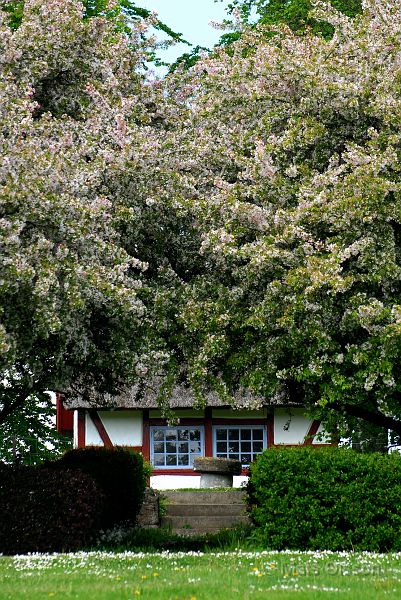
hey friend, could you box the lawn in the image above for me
[1,550,401,599]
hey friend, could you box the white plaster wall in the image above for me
[84,410,143,446]
[73,410,78,448]
[151,475,201,490]
[274,408,313,444]
[98,410,143,446]
[212,409,267,419]
[149,409,204,418]
[85,413,103,446]
[150,475,248,490]
[274,408,331,444]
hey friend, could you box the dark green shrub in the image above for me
[0,464,104,554]
[248,447,401,551]
[49,447,146,529]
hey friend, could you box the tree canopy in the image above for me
[164,0,401,441]
[225,0,362,35]
[0,0,170,424]
[3,0,401,446]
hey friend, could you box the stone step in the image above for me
[162,490,246,505]
[162,515,250,531]
[165,503,247,517]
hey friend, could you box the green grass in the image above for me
[2,550,401,599]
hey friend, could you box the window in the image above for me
[150,426,204,469]
[213,425,266,465]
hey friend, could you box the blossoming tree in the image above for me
[0,0,175,425]
[168,0,401,440]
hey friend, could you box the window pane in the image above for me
[153,454,165,466]
[166,441,177,453]
[253,441,264,453]
[151,427,203,469]
[213,426,265,465]
[190,441,201,453]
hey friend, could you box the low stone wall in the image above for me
[136,488,160,528]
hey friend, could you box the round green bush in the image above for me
[248,447,401,551]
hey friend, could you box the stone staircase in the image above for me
[161,490,250,536]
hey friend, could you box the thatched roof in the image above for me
[63,379,301,411]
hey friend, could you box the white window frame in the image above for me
[213,424,267,466]
[150,425,205,470]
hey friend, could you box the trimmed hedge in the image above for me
[0,465,104,554]
[49,446,146,529]
[248,447,401,551]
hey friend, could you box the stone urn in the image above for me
[193,457,242,488]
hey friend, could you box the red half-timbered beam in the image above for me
[55,392,74,436]
[142,409,150,461]
[88,410,113,448]
[204,407,213,457]
[77,410,86,448]
[304,420,321,445]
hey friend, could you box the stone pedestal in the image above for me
[137,488,160,528]
[193,457,242,488]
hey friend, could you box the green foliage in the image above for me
[226,0,362,38]
[0,0,189,57]
[169,45,211,72]
[49,447,146,529]
[0,464,104,554]
[248,447,401,551]
[0,394,71,465]
[0,0,22,29]
[142,457,152,481]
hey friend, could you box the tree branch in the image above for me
[331,401,401,437]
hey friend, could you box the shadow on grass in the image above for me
[96,523,255,552]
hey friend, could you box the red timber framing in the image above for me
[142,409,150,461]
[77,410,86,448]
[304,419,322,445]
[75,408,330,468]
[77,409,143,452]
[88,410,113,448]
[271,419,333,447]
[55,392,73,436]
